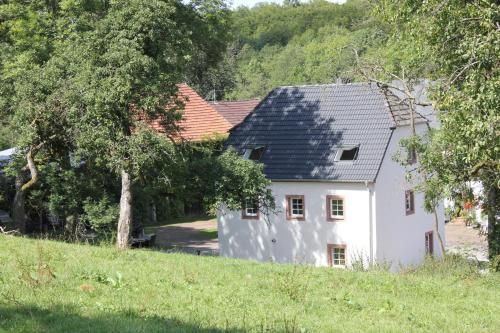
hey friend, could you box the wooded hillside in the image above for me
[188,0,388,100]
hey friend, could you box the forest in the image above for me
[187,0,387,100]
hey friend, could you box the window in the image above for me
[326,195,345,221]
[242,198,259,219]
[327,244,346,267]
[425,231,434,255]
[286,195,305,220]
[335,146,359,161]
[244,146,265,161]
[405,190,415,215]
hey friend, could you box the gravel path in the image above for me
[445,221,488,262]
[154,219,218,255]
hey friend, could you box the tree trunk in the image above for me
[149,201,157,225]
[117,168,132,250]
[12,149,40,233]
[486,184,499,262]
[12,173,27,233]
[432,208,445,257]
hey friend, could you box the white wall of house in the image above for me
[374,124,445,270]
[218,181,374,267]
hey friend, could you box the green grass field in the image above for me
[0,235,498,333]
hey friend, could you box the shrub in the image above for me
[82,196,119,240]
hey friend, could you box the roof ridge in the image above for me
[275,82,370,89]
[209,99,260,103]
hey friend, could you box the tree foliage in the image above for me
[224,0,388,99]
[0,0,274,247]
[377,0,500,263]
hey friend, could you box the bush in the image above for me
[82,196,119,240]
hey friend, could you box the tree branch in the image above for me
[20,148,39,192]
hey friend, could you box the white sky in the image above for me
[229,0,346,9]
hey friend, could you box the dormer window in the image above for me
[244,146,265,161]
[335,146,359,161]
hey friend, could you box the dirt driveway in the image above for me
[445,221,488,262]
[153,218,218,254]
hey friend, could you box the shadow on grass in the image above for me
[0,304,244,333]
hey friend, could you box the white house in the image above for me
[217,83,445,270]
[0,147,16,175]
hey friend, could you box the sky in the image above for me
[229,0,346,9]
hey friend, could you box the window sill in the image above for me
[242,213,260,220]
[287,216,305,221]
[327,216,345,222]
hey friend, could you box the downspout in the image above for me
[365,181,375,266]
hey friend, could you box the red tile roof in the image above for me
[144,84,233,141]
[209,99,260,126]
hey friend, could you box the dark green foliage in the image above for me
[171,136,275,218]
[82,196,119,240]
[212,148,275,216]
[175,136,228,214]
[226,0,389,99]
[0,118,15,151]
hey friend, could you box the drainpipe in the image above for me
[365,181,375,266]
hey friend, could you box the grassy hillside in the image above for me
[0,235,499,333]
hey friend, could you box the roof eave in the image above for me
[270,178,376,184]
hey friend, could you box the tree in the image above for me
[1,0,230,246]
[352,50,446,255]
[0,0,116,231]
[227,0,388,99]
[54,0,233,249]
[377,0,500,265]
[2,0,275,250]
[210,148,275,223]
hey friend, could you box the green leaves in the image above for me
[378,0,500,258]
[211,148,275,215]
[226,0,388,99]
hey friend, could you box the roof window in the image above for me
[335,146,359,161]
[244,146,265,161]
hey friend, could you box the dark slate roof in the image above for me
[226,83,424,182]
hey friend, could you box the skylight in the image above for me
[244,146,266,161]
[335,146,359,161]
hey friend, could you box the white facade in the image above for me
[374,124,445,270]
[218,125,445,270]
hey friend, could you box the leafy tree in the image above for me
[1,0,274,249]
[227,0,388,99]
[211,148,275,221]
[377,0,500,264]
[0,0,114,231]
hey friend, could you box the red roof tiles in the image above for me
[209,100,260,126]
[175,84,233,141]
[144,84,233,141]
